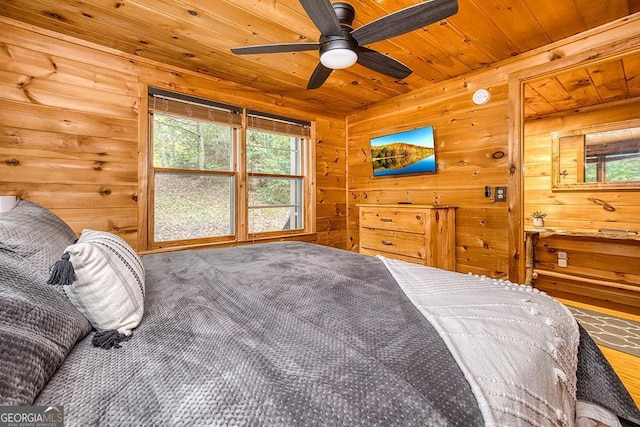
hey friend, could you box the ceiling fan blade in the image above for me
[357,47,412,79]
[231,42,319,55]
[307,63,333,89]
[299,0,343,37]
[351,0,458,46]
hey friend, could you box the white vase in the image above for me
[533,217,544,227]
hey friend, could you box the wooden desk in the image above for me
[524,227,640,309]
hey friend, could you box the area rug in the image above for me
[568,306,640,358]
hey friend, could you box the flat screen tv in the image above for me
[370,126,437,177]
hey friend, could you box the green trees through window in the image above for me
[148,88,311,247]
[152,113,234,242]
[153,114,232,171]
[246,129,303,234]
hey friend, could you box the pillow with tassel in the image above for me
[48,230,145,349]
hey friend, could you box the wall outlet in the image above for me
[495,186,507,202]
[558,252,568,267]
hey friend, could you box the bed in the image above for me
[1,200,639,426]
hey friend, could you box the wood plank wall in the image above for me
[524,101,640,231]
[348,85,511,277]
[2,13,640,275]
[0,18,347,251]
[524,100,640,230]
[347,15,640,278]
[524,100,640,311]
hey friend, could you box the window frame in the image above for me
[143,87,315,251]
[245,124,307,239]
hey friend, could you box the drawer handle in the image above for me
[379,218,393,222]
[381,240,394,246]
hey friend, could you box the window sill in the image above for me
[139,232,318,255]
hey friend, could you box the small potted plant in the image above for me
[532,211,547,227]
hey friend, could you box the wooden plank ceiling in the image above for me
[524,52,640,119]
[1,0,639,114]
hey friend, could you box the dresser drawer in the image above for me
[359,229,426,259]
[359,208,426,233]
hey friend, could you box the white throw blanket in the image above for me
[380,256,580,427]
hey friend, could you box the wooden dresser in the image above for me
[357,204,457,271]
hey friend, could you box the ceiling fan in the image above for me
[231,0,459,89]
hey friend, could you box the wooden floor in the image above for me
[556,296,640,407]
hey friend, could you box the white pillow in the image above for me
[60,230,145,341]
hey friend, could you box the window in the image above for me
[246,113,305,235]
[147,88,313,249]
[584,129,640,183]
[552,122,640,190]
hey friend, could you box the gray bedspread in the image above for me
[34,242,639,426]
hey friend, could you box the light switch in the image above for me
[557,251,568,267]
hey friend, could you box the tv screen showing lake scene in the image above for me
[370,126,437,177]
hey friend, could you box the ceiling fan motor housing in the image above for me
[319,35,358,55]
[332,2,355,25]
[319,2,358,69]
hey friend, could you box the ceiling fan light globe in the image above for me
[320,48,358,69]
